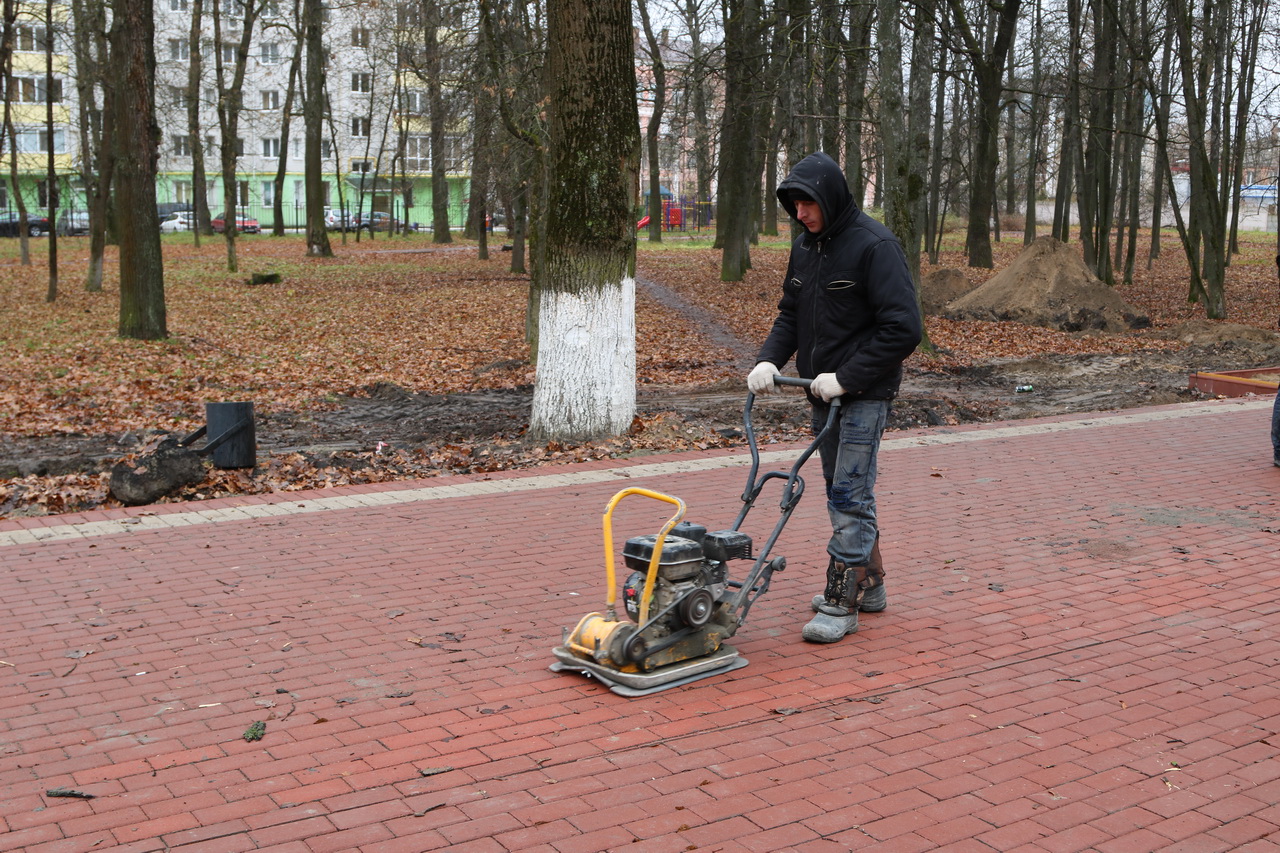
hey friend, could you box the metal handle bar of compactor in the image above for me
[726,377,842,622]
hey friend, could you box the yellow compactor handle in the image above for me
[602,487,686,625]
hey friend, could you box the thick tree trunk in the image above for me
[110,0,165,340]
[424,2,452,244]
[529,0,639,442]
[44,0,57,302]
[188,0,210,241]
[717,0,764,281]
[1148,35,1172,265]
[1023,0,1043,243]
[843,0,873,202]
[302,0,331,256]
[948,0,1021,269]
[69,0,110,290]
[273,11,303,237]
[1053,0,1082,243]
[926,42,948,264]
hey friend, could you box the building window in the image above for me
[171,85,193,110]
[170,0,189,10]
[8,77,62,103]
[351,73,372,94]
[0,186,8,208]
[320,139,332,159]
[260,42,280,64]
[261,89,280,110]
[174,135,192,157]
[168,38,189,61]
[351,116,370,138]
[352,27,369,48]
[14,128,66,154]
[221,43,238,64]
[352,159,372,173]
[175,181,193,204]
[397,3,421,27]
[237,180,249,206]
[262,181,275,206]
[235,137,245,157]
[404,135,428,171]
[15,25,50,52]
[403,90,426,115]
[262,137,280,158]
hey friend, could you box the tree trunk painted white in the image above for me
[530,270,636,441]
[532,0,639,442]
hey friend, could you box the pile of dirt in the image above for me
[1166,318,1280,348]
[944,236,1151,332]
[918,268,977,315]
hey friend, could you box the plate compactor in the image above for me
[551,377,839,696]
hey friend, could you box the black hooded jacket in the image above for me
[756,152,922,402]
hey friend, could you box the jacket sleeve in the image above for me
[755,260,800,369]
[834,239,923,393]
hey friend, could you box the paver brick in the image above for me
[5,400,1280,853]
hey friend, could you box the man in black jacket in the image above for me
[748,151,922,643]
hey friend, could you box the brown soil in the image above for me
[944,236,1152,332]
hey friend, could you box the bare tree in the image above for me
[529,0,639,441]
[269,2,303,237]
[638,0,667,243]
[944,0,1022,269]
[2,0,33,266]
[301,0,330,256]
[187,0,211,241]
[110,0,166,340]
[479,0,549,349]
[717,0,766,281]
[69,0,112,290]
[211,0,264,272]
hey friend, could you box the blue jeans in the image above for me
[812,398,889,566]
[1272,393,1280,465]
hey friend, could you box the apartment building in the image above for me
[2,1,470,231]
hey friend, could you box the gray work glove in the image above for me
[747,361,781,395]
[811,372,846,402]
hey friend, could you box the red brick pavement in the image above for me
[2,397,1279,852]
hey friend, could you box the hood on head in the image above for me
[776,151,854,236]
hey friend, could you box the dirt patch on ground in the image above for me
[5,331,1278,486]
[5,252,1280,518]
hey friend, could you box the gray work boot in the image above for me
[802,558,861,643]
[814,584,885,613]
[812,538,886,614]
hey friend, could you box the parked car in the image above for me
[211,213,260,234]
[58,211,91,236]
[160,211,195,233]
[157,202,194,219]
[356,211,396,233]
[0,211,51,237]
[323,207,354,231]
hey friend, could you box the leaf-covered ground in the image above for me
[3,228,1279,518]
